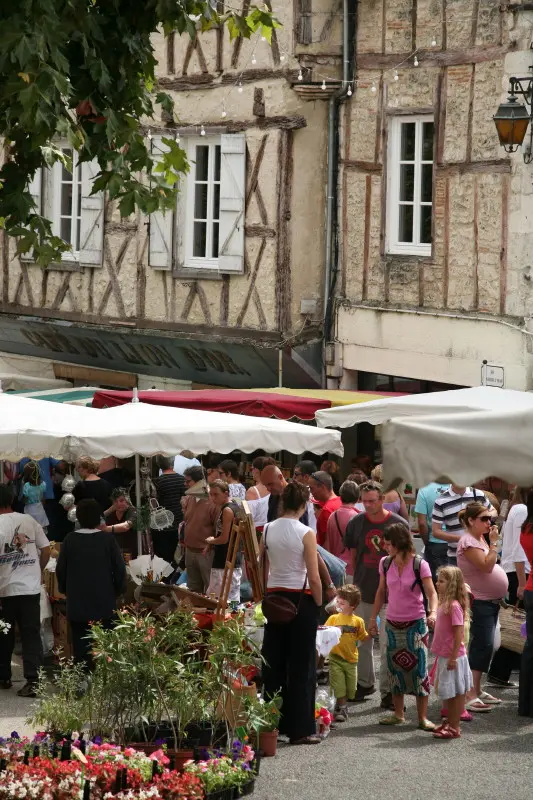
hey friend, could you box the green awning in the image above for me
[8,387,97,405]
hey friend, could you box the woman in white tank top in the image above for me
[260,481,323,745]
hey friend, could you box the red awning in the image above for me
[91,389,330,420]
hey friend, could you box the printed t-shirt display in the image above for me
[343,510,407,604]
[0,512,49,597]
[324,612,368,663]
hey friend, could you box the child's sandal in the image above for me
[433,725,461,739]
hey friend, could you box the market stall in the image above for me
[381,405,533,489]
[315,385,533,428]
[92,387,399,418]
[0,393,343,461]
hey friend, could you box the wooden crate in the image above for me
[51,604,72,659]
[43,569,65,601]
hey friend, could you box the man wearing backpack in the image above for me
[344,480,408,707]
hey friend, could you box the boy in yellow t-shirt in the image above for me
[325,584,371,722]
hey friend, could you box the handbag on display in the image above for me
[261,524,308,625]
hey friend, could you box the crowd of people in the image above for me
[0,449,531,749]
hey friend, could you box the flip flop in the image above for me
[418,719,437,731]
[379,715,406,726]
[465,698,492,712]
[433,725,461,739]
[441,708,473,721]
[479,691,502,705]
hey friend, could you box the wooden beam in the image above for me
[500,174,509,315]
[158,67,302,92]
[473,176,479,309]
[437,159,511,175]
[357,42,513,69]
[275,130,294,332]
[385,106,435,116]
[149,116,307,133]
[443,177,450,307]
[362,175,372,301]
[53,363,137,388]
[245,224,276,238]
[297,0,313,44]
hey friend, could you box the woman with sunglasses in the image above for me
[456,502,509,712]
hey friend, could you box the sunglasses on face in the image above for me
[477,515,492,523]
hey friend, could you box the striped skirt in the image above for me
[385,618,430,697]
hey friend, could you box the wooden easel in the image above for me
[215,501,263,619]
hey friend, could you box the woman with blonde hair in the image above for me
[73,456,112,515]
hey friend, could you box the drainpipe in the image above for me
[323,0,357,381]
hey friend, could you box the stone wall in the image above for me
[341,0,533,322]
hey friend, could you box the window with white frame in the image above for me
[188,139,221,266]
[53,148,83,255]
[148,132,246,274]
[28,146,104,266]
[386,116,434,256]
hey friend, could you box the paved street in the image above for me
[2,656,531,800]
[253,682,532,800]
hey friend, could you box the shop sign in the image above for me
[481,363,504,388]
[0,316,317,388]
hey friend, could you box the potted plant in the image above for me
[27,655,87,740]
[184,749,254,800]
[207,619,261,735]
[243,693,282,757]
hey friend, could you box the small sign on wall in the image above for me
[481,362,504,388]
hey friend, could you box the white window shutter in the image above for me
[218,133,245,273]
[149,135,174,269]
[28,168,42,215]
[80,159,104,266]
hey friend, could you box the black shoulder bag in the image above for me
[261,524,308,625]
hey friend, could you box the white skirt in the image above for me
[434,654,473,700]
[207,567,242,603]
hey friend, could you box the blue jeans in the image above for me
[469,599,500,673]
[424,542,448,582]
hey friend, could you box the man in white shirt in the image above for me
[0,484,50,697]
[173,450,201,475]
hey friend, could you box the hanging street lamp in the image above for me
[493,73,533,163]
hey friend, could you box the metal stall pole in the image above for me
[132,388,143,556]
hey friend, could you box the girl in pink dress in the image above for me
[431,566,473,739]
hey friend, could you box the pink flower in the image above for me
[123,748,136,757]
[149,749,170,766]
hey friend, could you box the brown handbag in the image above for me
[261,524,308,624]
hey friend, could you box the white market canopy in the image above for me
[315,385,533,428]
[382,406,533,488]
[0,394,343,461]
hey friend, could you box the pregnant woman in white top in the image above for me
[260,481,323,745]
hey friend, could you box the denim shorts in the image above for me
[469,598,500,673]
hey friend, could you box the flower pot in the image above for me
[186,721,214,746]
[205,789,234,800]
[221,682,257,729]
[167,746,195,772]
[258,729,278,757]
[125,742,159,755]
[234,779,256,797]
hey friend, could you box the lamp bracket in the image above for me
[509,75,533,106]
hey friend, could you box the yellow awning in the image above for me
[250,388,397,408]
